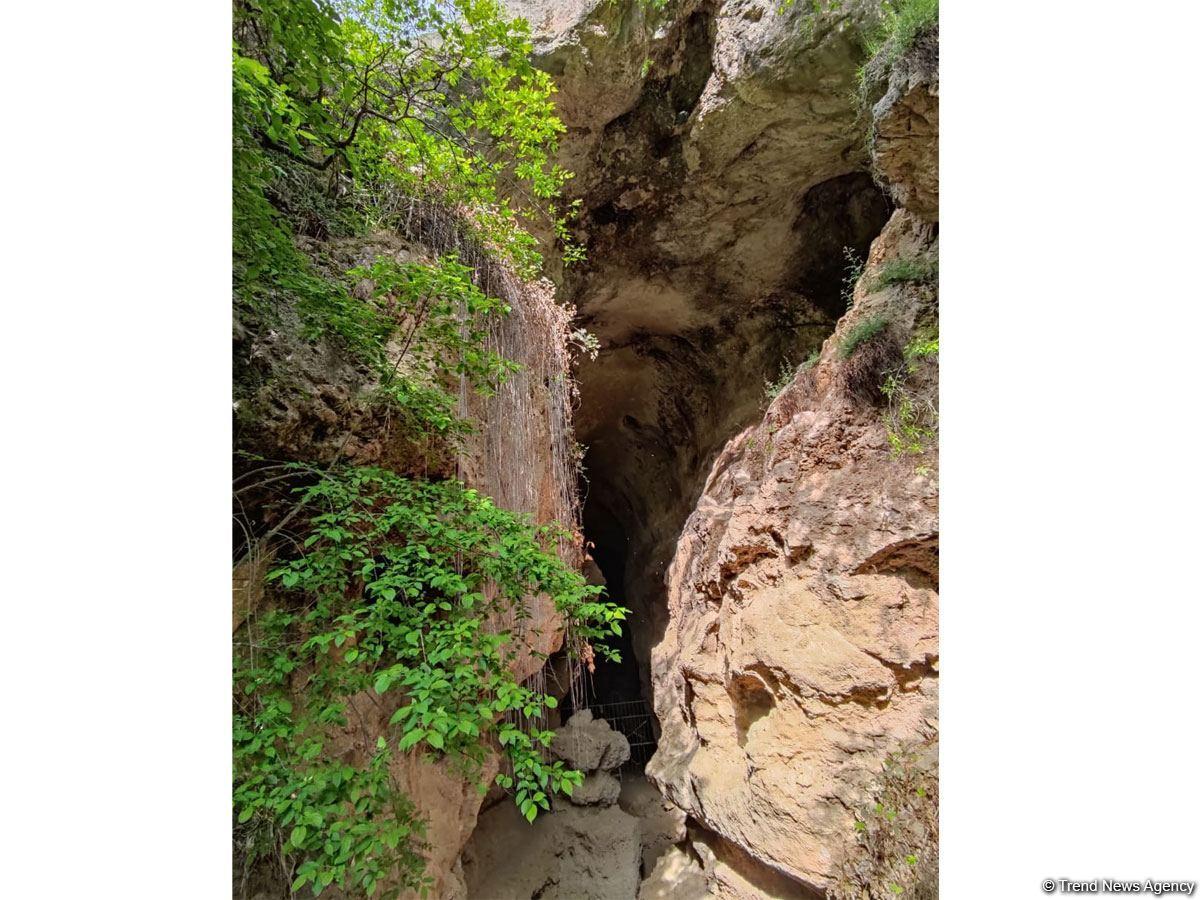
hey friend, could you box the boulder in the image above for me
[549,709,631,772]
[566,770,622,807]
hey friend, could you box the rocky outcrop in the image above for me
[865,27,939,221]
[646,203,939,895]
[619,775,687,877]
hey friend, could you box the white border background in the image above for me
[3,1,1198,897]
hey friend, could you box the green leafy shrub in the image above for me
[839,315,890,359]
[880,331,939,456]
[350,254,521,435]
[831,740,939,900]
[870,257,938,291]
[880,373,936,456]
[235,467,627,896]
[904,333,939,361]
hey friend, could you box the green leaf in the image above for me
[290,825,307,847]
[398,728,425,752]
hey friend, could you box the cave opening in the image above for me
[560,496,660,769]
[556,171,893,774]
[578,499,639,706]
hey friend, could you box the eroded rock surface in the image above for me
[550,709,632,772]
[464,801,641,900]
[866,27,939,221]
[463,712,642,899]
[647,203,939,894]
[640,846,709,900]
[619,776,687,876]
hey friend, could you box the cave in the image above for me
[559,169,892,773]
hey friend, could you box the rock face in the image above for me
[463,712,642,899]
[867,27,939,221]
[639,846,709,900]
[647,200,939,893]
[641,18,941,897]
[464,801,642,900]
[619,775,686,877]
[550,709,632,772]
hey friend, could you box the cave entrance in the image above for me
[557,172,893,777]
[561,497,659,769]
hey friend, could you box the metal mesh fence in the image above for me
[586,700,658,771]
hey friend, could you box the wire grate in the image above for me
[585,699,658,771]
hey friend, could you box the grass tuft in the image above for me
[863,0,939,63]
[856,0,939,114]
[839,315,890,360]
[870,257,938,291]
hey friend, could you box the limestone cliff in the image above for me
[646,204,939,895]
[644,24,940,899]
[472,2,942,895]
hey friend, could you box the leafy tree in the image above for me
[234,0,579,290]
[233,0,589,437]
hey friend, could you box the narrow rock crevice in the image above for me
[465,2,939,896]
